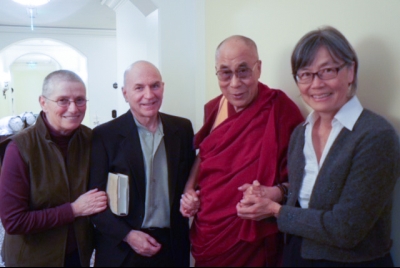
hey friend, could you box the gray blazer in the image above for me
[278,109,400,263]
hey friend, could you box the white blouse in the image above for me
[298,96,364,209]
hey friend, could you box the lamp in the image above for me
[13,0,50,7]
[13,0,51,30]
[1,72,11,99]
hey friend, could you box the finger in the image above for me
[181,197,192,207]
[253,180,261,187]
[147,236,161,247]
[91,191,107,198]
[186,192,198,202]
[86,189,99,195]
[241,195,257,204]
[184,194,197,202]
[182,195,196,205]
[181,203,193,211]
[240,199,255,207]
[237,204,254,218]
[238,184,252,192]
[146,245,162,257]
[95,196,108,202]
[180,209,191,218]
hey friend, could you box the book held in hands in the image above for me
[106,173,129,216]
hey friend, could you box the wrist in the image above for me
[272,203,282,218]
[124,230,135,242]
[71,202,80,218]
[275,184,288,204]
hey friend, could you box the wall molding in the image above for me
[0,25,116,36]
[101,0,126,11]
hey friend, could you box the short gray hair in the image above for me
[291,26,358,95]
[215,35,259,61]
[42,70,85,97]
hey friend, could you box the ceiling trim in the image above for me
[101,0,126,11]
[0,25,116,36]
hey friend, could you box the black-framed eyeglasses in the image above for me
[43,96,88,107]
[216,61,259,82]
[295,63,348,84]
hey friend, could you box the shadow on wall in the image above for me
[355,37,400,266]
[273,44,311,119]
[355,37,400,131]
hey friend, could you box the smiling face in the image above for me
[216,38,261,112]
[40,80,87,135]
[297,46,355,118]
[122,62,164,123]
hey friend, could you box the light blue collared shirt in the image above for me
[134,117,170,228]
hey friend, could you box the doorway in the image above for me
[0,38,89,125]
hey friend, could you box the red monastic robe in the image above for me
[191,83,304,267]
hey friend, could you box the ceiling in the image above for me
[0,0,116,30]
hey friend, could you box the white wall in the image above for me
[0,27,118,128]
[153,0,206,132]
[204,0,400,265]
[114,0,150,118]
[113,0,205,132]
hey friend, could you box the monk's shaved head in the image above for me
[215,35,259,61]
[123,61,162,87]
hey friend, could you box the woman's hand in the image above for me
[237,180,282,221]
[180,189,201,218]
[71,189,108,217]
[236,194,281,221]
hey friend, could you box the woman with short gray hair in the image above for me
[237,26,400,267]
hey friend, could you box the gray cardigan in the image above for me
[278,109,400,263]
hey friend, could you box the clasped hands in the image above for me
[179,181,281,221]
[180,189,201,218]
[236,180,282,221]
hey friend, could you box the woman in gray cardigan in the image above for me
[237,26,400,267]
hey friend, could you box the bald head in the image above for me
[214,35,261,112]
[122,61,164,125]
[216,35,259,62]
[123,61,162,87]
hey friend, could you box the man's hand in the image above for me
[180,189,200,218]
[238,180,265,197]
[238,180,283,203]
[71,189,108,217]
[236,194,281,221]
[124,230,162,257]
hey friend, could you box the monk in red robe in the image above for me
[180,35,304,267]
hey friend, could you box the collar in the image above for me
[134,116,164,135]
[303,96,363,131]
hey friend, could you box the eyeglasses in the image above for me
[295,63,348,84]
[216,61,259,82]
[43,96,88,107]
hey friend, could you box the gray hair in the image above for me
[215,35,259,61]
[42,70,85,97]
[291,26,358,95]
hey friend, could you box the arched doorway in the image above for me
[10,53,60,116]
[0,38,89,126]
